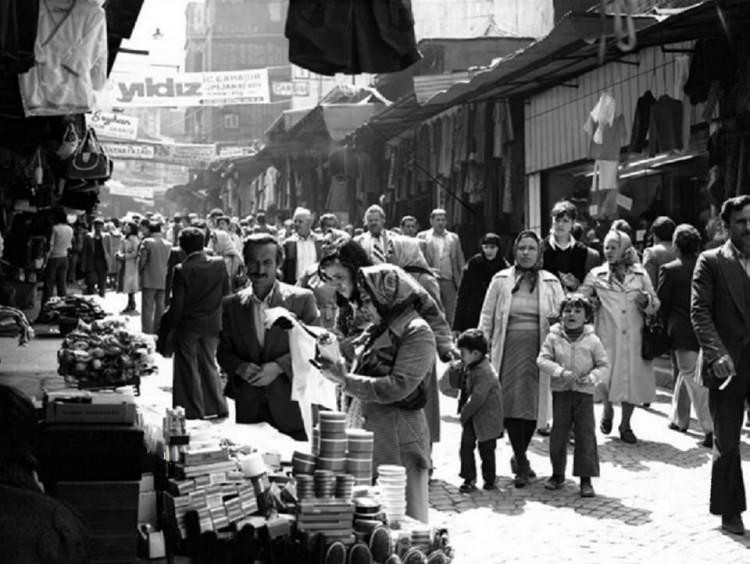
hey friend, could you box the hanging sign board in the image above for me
[103,141,217,166]
[88,111,139,140]
[108,69,270,108]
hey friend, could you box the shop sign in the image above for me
[109,69,270,107]
[107,183,158,200]
[103,143,155,160]
[88,111,139,140]
[103,141,217,166]
[217,145,259,158]
[271,80,310,97]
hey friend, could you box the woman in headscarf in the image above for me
[579,229,659,444]
[318,264,435,522]
[479,230,564,487]
[454,233,509,332]
[389,235,443,308]
[297,231,350,331]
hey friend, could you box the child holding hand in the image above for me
[537,293,608,497]
[446,329,504,493]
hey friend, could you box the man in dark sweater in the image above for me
[542,200,595,291]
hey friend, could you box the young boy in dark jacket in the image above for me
[445,329,504,492]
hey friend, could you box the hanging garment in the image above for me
[285,0,421,76]
[473,102,487,164]
[18,0,107,117]
[0,0,38,75]
[591,160,619,219]
[584,113,627,161]
[684,37,736,105]
[629,90,656,153]
[673,55,692,150]
[648,95,684,156]
[589,93,616,144]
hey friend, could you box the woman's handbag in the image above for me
[67,128,112,181]
[641,315,671,360]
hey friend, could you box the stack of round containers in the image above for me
[376,464,407,523]
[318,412,347,473]
[345,429,374,486]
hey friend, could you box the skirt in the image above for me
[500,328,540,421]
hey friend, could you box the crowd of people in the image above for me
[29,194,750,534]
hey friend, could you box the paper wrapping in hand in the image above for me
[263,307,338,443]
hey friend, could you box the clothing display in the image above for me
[18,0,108,117]
[285,0,421,76]
[0,0,38,75]
[684,37,736,105]
[584,113,626,161]
[629,90,656,153]
[648,95,684,156]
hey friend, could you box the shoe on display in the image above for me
[721,513,745,536]
[369,526,392,563]
[544,474,565,490]
[384,555,403,564]
[402,548,427,564]
[426,549,449,564]
[325,541,347,564]
[348,542,373,564]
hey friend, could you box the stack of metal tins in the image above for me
[345,429,374,486]
[295,474,314,500]
[314,469,336,498]
[318,412,347,473]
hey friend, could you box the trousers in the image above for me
[85,259,107,297]
[708,348,750,516]
[459,421,496,484]
[141,288,165,335]
[42,256,68,303]
[670,349,713,433]
[172,331,227,420]
[550,391,599,477]
[438,278,458,326]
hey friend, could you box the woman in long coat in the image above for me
[319,264,435,523]
[119,221,140,314]
[579,229,659,444]
[479,230,564,487]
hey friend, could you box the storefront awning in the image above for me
[426,0,750,106]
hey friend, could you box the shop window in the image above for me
[224,113,240,130]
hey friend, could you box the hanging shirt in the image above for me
[648,95,684,156]
[585,114,627,161]
[18,0,107,117]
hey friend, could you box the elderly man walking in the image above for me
[282,207,323,284]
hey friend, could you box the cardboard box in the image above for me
[137,528,166,560]
[44,391,137,425]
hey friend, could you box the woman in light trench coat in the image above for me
[579,229,659,444]
[479,230,564,487]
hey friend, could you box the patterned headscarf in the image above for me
[512,230,543,293]
[356,263,423,321]
[604,229,638,282]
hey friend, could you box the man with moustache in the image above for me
[217,234,319,440]
[692,195,750,535]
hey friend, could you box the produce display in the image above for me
[41,295,106,325]
[57,317,156,392]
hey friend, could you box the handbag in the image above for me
[67,128,112,181]
[155,309,176,358]
[641,314,671,361]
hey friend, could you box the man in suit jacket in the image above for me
[418,208,465,326]
[354,204,396,265]
[691,195,750,536]
[138,221,171,334]
[81,217,114,297]
[218,234,319,440]
[658,224,712,445]
[168,227,230,420]
[643,216,677,287]
[282,207,323,284]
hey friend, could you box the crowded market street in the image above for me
[3,291,749,563]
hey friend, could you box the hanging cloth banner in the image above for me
[106,69,271,108]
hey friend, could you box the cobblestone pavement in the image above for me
[2,292,750,563]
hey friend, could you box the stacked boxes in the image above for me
[297,499,355,544]
[318,412,347,472]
